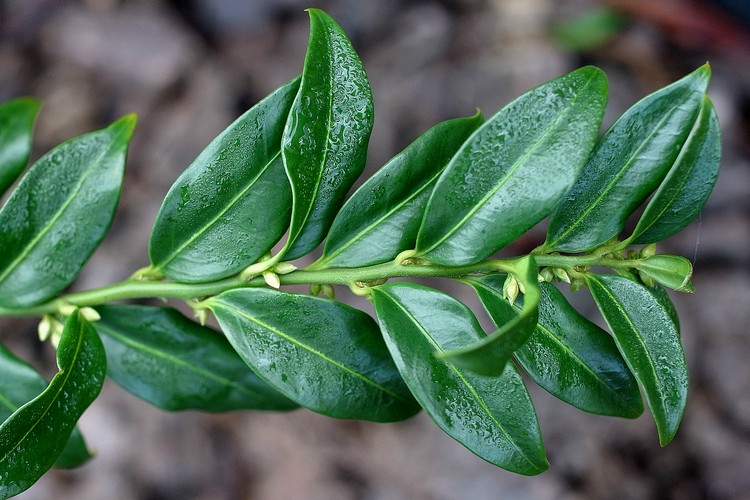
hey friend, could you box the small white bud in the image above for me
[263,271,281,289]
[553,267,571,283]
[79,307,101,322]
[195,309,209,326]
[640,243,657,258]
[58,303,77,316]
[38,315,53,342]
[274,262,297,275]
[502,275,519,305]
[321,284,335,300]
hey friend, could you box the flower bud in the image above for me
[540,267,555,283]
[80,307,101,322]
[274,262,297,275]
[502,275,519,305]
[263,271,281,289]
[570,277,585,292]
[552,267,571,283]
[38,315,54,341]
[321,284,335,300]
[194,308,209,326]
[640,243,657,258]
[639,270,656,287]
[637,254,694,292]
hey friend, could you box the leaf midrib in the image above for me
[0,130,122,285]
[377,290,538,469]
[631,101,709,241]
[590,278,668,417]
[472,279,636,411]
[323,164,444,265]
[548,91,695,248]
[420,72,596,257]
[96,323,269,402]
[215,301,409,403]
[286,22,336,253]
[153,150,282,272]
[0,316,87,466]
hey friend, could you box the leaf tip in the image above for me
[689,63,712,89]
[109,113,138,139]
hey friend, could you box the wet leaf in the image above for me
[416,66,607,265]
[442,256,540,375]
[95,304,298,412]
[149,77,299,282]
[0,116,135,308]
[0,343,91,469]
[468,280,643,417]
[0,97,39,196]
[209,288,419,422]
[629,96,721,244]
[0,311,106,498]
[281,8,374,260]
[545,65,711,252]
[371,283,547,475]
[587,274,687,445]
[317,113,483,268]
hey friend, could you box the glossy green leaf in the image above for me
[371,283,547,475]
[0,115,135,308]
[95,304,298,412]
[0,311,106,498]
[51,428,90,469]
[628,96,721,244]
[636,254,694,293]
[281,8,374,260]
[441,256,540,375]
[0,343,91,469]
[149,77,299,282]
[415,66,607,265]
[0,98,39,196]
[652,283,680,330]
[468,278,643,417]
[545,65,711,252]
[315,113,484,268]
[208,288,418,422]
[587,274,687,445]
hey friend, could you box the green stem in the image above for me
[0,253,640,318]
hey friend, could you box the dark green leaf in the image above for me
[415,66,607,265]
[315,113,484,268]
[149,78,299,282]
[281,8,374,260]
[209,288,418,422]
[95,304,298,412]
[587,274,687,445]
[636,255,694,293]
[468,279,643,417]
[371,283,547,475]
[0,115,135,308]
[0,98,39,196]
[545,65,711,252]
[441,256,540,375]
[0,343,91,469]
[52,428,90,469]
[651,283,680,330]
[0,311,106,498]
[629,96,721,244]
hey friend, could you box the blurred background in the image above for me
[1,0,749,498]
